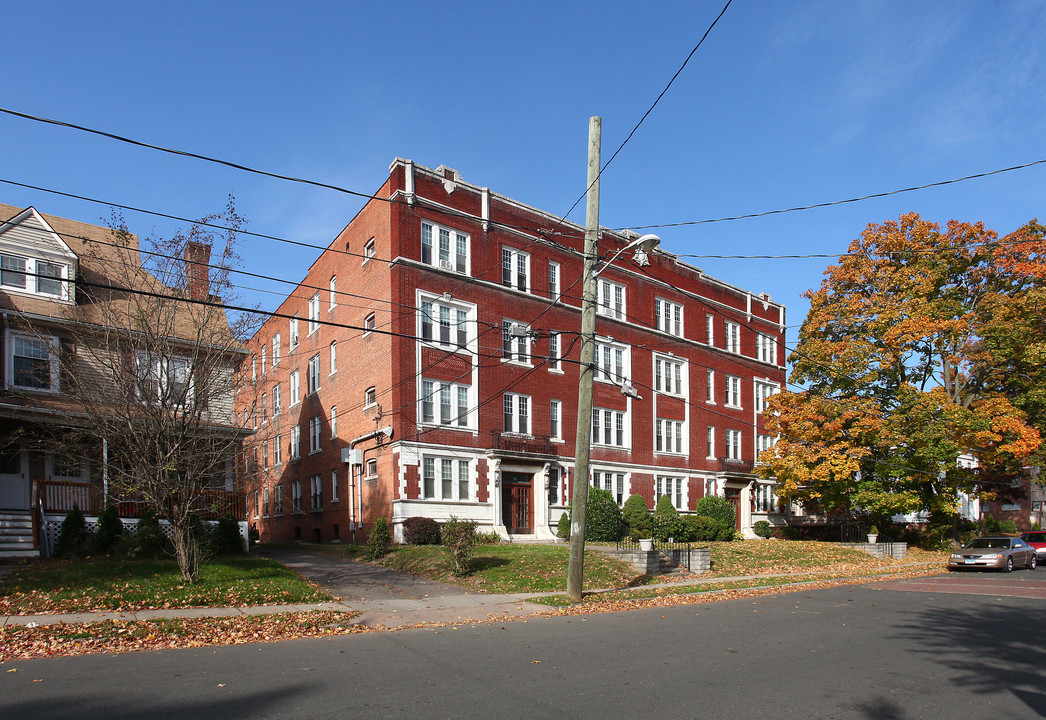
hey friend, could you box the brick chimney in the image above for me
[184,241,211,300]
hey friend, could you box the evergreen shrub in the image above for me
[753,520,773,539]
[54,504,89,558]
[92,503,124,555]
[585,488,622,542]
[366,517,391,560]
[622,494,651,540]
[213,514,246,555]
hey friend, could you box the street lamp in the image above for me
[566,116,660,602]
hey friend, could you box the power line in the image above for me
[625,159,1046,230]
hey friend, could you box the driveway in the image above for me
[259,546,473,602]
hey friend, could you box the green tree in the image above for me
[621,494,651,540]
[760,214,1043,524]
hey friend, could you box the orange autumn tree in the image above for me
[760,213,1043,527]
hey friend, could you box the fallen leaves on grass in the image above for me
[1,611,361,661]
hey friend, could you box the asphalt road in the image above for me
[4,572,1046,719]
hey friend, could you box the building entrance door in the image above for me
[502,472,533,534]
[0,449,28,510]
[724,488,741,530]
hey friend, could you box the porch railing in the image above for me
[41,480,246,520]
[490,431,554,455]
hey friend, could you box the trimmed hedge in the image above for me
[403,516,442,545]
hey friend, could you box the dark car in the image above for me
[948,536,1037,572]
[1019,531,1046,559]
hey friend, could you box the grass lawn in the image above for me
[304,542,638,593]
[0,556,332,615]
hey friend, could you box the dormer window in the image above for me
[0,254,69,300]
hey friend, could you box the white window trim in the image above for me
[0,252,73,303]
[501,246,531,293]
[503,392,531,436]
[655,418,686,455]
[594,339,629,386]
[655,475,687,511]
[419,379,474,430]
[725,321,741,354]
[420,455,472,502]
[421,221,470,275]
[502,320,532,366]
[654,298,684,337]
[307,293,320,335]
[591,469,630,505]
[592,407,629,448]
[725,375,742,409]
[596,278,626,320]
[6,330,60,393]
[419,292,475,353]
[653,354,686,397]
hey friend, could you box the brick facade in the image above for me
[239,159,788,543]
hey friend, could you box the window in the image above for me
[272,383,281,417]
[654,356,684,396]
[362,314,375,337]
[7,332,58,391]
[595,342,626,384]
[421,456,470,501]
[420,380,471,428]
[308,293,320,335]
[291,479,302,513]
[754,483,776,513]
[260,347,266,376]
[706,370,715,404]
[366,458,378,478]
[310,474,322,511]
[757,333,777,364]
[548,261,560,300]
[135,354,191,404]
[309,416,322,454]
[592,471,626,505]
[290,425,301,460]
[755,382,778,412]
[548,465,563,505]
[656,476,685,510]
[1,254,69,300]
[725,376,742,408]
[592,408,626,447]
[0,254,26,289]
[251,357,257,384]
[329,276,337,310]
[420,298,470,349]
[272,333,281,366]
[331,469,339,502]
[262,440,269,469]
[273,435,282,466]
[726,429,742,460]
[330,406,338,438]
[655,299,683,337]
[707,426,715,459]
[550,400,562,441]
[502,320,530,363]
[596,279,625,320]
[261,393,268,424]
[501,247,530,292]
[289,370,300,406]
[364,238,375,263]
[274,484,283,515]
[548,332,561,372]
[421,222,469,273]
[365,387,377,407]
[706,315,714,345]
[308,355,321,395]
[289,316,299,351]
[725,322,740,354]
[263,487,270,517]
[329,341,337,374]
[656,418,685,454]
[503,393,530,434]
[756,434,776,458]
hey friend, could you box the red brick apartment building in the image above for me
[239,159,787,543]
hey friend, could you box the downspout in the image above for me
[343,426,393,542]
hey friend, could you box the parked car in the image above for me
[1019,531,1046,559]
[947,536,1037,572]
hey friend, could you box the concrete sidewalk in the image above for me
[0,560,944,630]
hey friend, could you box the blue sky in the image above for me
[2,1,1044,344]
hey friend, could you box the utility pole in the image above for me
[566,116,601,602]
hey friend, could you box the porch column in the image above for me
[533,462,557,540]
[490,458,506,538]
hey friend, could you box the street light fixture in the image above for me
[566,116,660,602]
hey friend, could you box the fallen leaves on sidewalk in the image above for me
[1,611,362,661]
